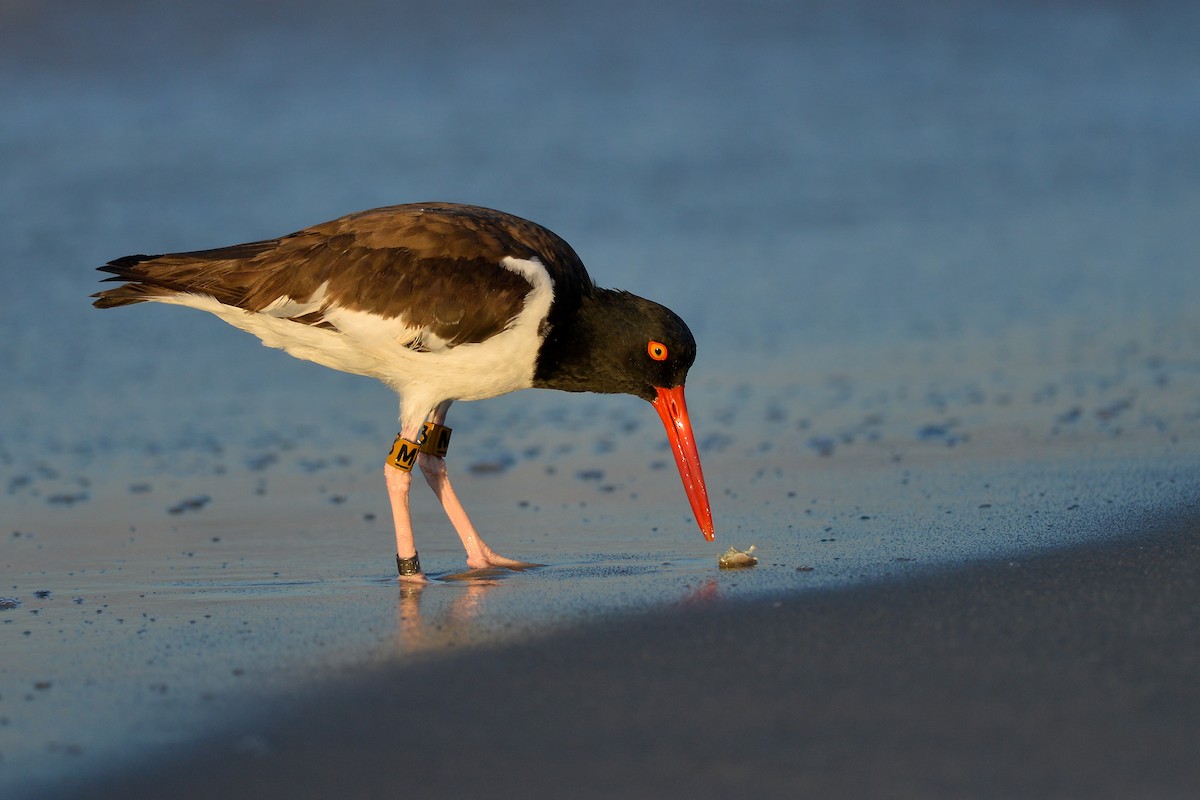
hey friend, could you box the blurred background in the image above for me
[6,0,1198,366]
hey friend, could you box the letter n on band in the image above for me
[420,423,452,457]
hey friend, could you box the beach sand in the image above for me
[61,511,1200,800]
[4,1,1200,797]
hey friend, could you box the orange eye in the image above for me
[647,341,668,361]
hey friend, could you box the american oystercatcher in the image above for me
[93,203,714,580]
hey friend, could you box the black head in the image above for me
[534,287,715,540]
[533,289,697,400]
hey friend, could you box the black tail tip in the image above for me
[91,288,146,309]
[106,253,157,269]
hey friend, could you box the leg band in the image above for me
[396,552,422,576]
[386,434,421,472]
[419,422,452,457]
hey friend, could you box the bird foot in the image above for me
[439,566,515,582]
[465,552,543,572]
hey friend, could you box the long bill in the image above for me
[651,385,716,541]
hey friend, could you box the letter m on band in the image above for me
[387,437,420,472]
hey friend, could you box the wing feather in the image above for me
[92,203,594,348]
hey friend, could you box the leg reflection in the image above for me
[393,578,500,653]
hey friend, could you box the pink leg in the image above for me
[418,455,539,571]
[386,420,427,584]
[419,401,540,572]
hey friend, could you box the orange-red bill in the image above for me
[651,385,715,541]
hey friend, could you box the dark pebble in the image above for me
[168,495,211,514]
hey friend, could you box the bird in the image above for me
[93,202,715,581]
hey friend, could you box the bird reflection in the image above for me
[394,570,506,651]
[679,577,721,606]
[394,568,728,652]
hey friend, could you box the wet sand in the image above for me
[55,510,1200,800]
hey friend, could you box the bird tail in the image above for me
[91,254,171,308]
[91,238,280,309]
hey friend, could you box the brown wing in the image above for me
[93,203,595,347]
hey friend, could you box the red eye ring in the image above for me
[648,341,668,361]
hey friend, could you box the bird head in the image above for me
[535,290,715,540]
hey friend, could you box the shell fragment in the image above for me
[718,545,758,569]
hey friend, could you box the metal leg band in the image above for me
[386,434,421,472]
[396,552,422,576]
[419,422,452,457]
